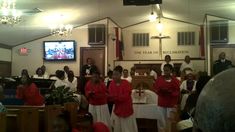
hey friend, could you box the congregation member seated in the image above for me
[54,70,68,88]
[53,111,80,132]
[104,70,113,87]
[180,55,194,73]
[150,65,158,80]
[160,55,174,75]
[177,75,211,131]
[41,65,49,78]
[121,69,132,83]
[65,70,77,92]
[33,67,49,79]
[154,64,180,132]
[21,69,29,77]
[16,74,44,106]
[109,66,138,132]
[180,70,196,110]
[64,65,70,79]
[85,71,111,130]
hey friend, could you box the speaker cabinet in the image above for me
[88,24,105,45]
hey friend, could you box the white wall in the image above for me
[122,18,201,60]
[0,47,11,62]
[12,19,108,76]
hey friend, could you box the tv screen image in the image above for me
[43,40,76,61]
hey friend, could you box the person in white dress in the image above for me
[54,70,68,88]
[33,67,49,79]
[180,55,194,72]
[161,55,174,75]
[65,70,77,92]
[41,65,49,78]
[121,69,132,83]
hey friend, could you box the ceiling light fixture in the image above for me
[49,15,73,37]
[149,5,157,22]
[0,0,21,25]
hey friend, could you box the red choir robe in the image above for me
[85,80,108,105]
[154,76,180,107]
[16,83,44,106]
[108,80,133,117]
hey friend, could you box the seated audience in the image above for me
[33,67,49,79]
[16,74,44,106]
[121,69,132,83]
[65,70,77,92]
[177,75,211,131]
[85,71,111,130]
[109,66,138,132]
[154,64,180,132]
[180,70,197,110]
[161,55,174,75]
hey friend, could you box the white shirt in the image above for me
[33,74,49,79]
[121,76,132,83]
[149,70,157,80]
[180,80,197,92]
[54,79,69,88]
[180,62,194,72]
[104,77,112,86]
[65,77,78,92]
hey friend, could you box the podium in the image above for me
[132,76,154,91]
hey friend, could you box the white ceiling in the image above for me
[1,0,235,47]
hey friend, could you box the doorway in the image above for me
[80,47,105,76]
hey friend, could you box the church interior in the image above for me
[0,0,235,132]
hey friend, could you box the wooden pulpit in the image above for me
[132,76,154,91]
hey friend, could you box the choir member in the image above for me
[109,66,138,132]
[85,71,111,130]
[154,64,180,132]
[16,74,44,106]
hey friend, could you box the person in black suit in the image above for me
[80,58,98,95]
[213,52,233,75]
[81,58,98,76]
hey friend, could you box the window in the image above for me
[210,20,228,43]
[133,33,149,46]
[177,32,195,45]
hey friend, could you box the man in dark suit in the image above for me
[80,58,98,95]
[81,58,98,76]
[213,52,233,75]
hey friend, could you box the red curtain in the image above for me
[199,25,205,58]
[115,27,123,60]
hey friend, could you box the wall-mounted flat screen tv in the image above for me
[43,40,76,61]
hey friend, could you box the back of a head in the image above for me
[93,122,110,132]
[194,68,235,132]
